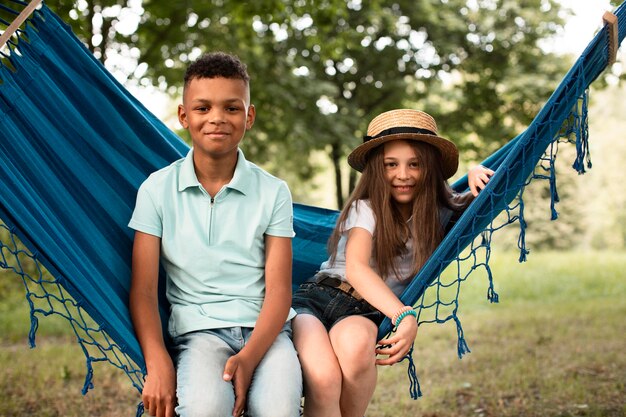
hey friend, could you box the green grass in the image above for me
[0,269,141,417]
[1,251,625,416]
[372,251,626,417]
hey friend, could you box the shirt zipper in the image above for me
[208,196,215,245]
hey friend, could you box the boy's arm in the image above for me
[223,234,293,417]
[129,231,176,417]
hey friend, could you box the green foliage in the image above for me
[44,0,582,207]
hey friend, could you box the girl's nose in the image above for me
[396,164,409,179]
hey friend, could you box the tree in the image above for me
[45,0,610,208]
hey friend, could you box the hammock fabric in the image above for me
[0,0,624,409]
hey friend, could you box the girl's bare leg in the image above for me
[293,314,343,417]
[329,316,379,417]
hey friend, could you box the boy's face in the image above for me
[178,77,255,159]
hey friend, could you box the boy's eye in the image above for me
[196,106,209,112]
[226,106,240,112]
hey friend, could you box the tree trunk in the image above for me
[331,142,343,209]
[348,169,357,196]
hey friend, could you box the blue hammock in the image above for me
[0,0,624,408]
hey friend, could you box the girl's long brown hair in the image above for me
[328,140,472,281]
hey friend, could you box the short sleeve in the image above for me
[128,179,163,237]
[343,200,375,235]
[265,181,295,238]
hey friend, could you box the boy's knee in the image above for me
[247,364,302,417]
[176,387,233,417]
[247,395,302,417]
[177,402,232,417]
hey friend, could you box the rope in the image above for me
[0,0,42,50]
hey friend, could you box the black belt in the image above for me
[314,273,364,301]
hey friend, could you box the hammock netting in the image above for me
[0,0,624,408]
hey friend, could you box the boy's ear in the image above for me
[178,104,189,128]
[246,104,256,130]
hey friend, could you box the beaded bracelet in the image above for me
[391,305,413,325]
[394,309,417,328]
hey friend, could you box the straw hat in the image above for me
[347,109,459,179]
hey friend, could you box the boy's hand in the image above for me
[223,353,254,416]
[468,165,495,196]
[142,357,177,417]
[375,318,418,366]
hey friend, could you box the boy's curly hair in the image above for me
[184,52,250,86]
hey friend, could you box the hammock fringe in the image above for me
[401,344,422,400]
[549,145,560,220]
[28,309,38,348]
[81,358,95,395]
[572,90,591,174]
[454,317,471,359]
[517,192,530,263]
[0,1,624,408]
[136,402,145,417]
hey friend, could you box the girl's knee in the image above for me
[331,317,377,355]
[335,332,376,361]
[334,334,377,378]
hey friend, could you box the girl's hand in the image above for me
[468,165,494,196]
[375,317,418,366]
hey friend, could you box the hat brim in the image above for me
[347,132,459,179]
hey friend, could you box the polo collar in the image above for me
[178,148,252,195]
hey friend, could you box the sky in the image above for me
[549,0,616,54]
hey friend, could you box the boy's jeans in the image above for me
[174,322,302,417]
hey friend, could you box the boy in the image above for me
[129,52,302,417]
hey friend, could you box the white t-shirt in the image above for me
[317,199,414,297]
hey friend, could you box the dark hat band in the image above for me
[363,126,436,143]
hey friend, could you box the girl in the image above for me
[291,109,493,417]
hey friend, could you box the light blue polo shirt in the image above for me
[129,148,296,337]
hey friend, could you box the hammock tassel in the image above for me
[400,344,422,399]
[517,195,530,262]
[486,264,499,304]
[27,310,39,348]
[135,402,145,417]
[572,91,591,174]
[480,235,499,304]
[549,151,559,221]
[454,317,471,359]
[81,358,95,395]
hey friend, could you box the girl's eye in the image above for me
[384,162,397,168]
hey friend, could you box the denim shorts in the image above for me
[292,281,384,331]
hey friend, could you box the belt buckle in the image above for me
[324,275,342,288]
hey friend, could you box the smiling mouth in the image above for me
[394,185,414,193]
